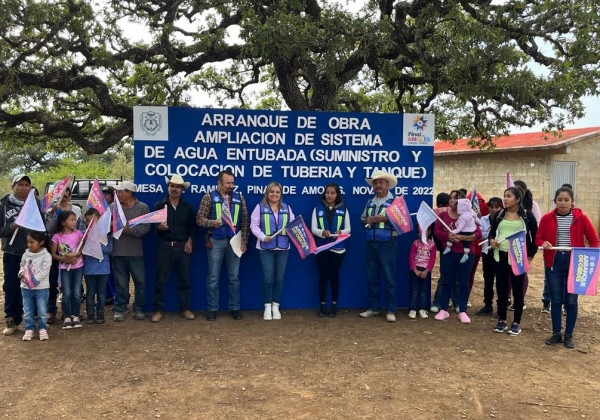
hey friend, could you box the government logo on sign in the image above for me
[412,115,428,131]
[141,111,162,136]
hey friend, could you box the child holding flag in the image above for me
[50,211,84,329]
[19,231,53,341]
[83,208,113,324]
[408,225,436,319]
[488,187,538,336]
[536,186,599,349]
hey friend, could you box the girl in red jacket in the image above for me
[536,186,599,349]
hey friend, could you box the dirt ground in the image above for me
[1,256,600,420]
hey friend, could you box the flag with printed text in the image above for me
[385,196,413,235]
[23,260,40,289]
[128,205,167,227]
[507,230,529,275]
[567,247,600,296]
[87,178,109,215]
[285,216,316,259]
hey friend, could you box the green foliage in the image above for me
[0,0,598,154]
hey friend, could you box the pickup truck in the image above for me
[44,178,123,212]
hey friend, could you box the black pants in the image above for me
[3,252,23,325]
[46,260,60,314]
[316,251,345,303]
[152,244,192,312]
[494,251,525,324]
[482,252,496,307]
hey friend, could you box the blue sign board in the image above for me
[133,107,434,311]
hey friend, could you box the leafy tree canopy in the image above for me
[1,0,598,158]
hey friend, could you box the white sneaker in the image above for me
[386,313,397,322]
[263,303,272,320]
[39,329,49,341]
[22,330,34,341]
[419,309,429,319]
[467,301,472,308]
[408,310,417,319]
[272,303,281,320]
[454,306,460,314]
[359,309,380,318]
[430,306,440,313]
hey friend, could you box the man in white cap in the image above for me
[359,170,399,322]
[1,174,34,335]
[151,175,198,323]
[112,180,150,322]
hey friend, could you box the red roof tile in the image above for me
[434,127,600,155]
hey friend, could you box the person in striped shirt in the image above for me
[536,186,599,349]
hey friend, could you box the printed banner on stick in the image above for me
[568,247,600,296]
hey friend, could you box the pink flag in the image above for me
[385,196,413,235]
[112,193,127,240]
[507,172,514,188]
[83,219,104,261]
[41,175,71,212]
[128,205,167,227]
[221,196,236,234]
[87,178,109,215]
[23,260,40,289]
[314,234,351,254]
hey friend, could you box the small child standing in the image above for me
[19,231,53,341]
[408,225,436,319]
[50,210,84,330]
[444,198,482,263]
[83,208,113,324]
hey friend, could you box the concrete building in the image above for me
[434,127,600,228]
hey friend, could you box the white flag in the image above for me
[416,201,438,243]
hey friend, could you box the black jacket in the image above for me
[488,206,538,259]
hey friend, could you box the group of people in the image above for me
[0,170,352,341]
[418,181,597,349]
[1,170,596,349]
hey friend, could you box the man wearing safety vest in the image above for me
[359,170,399,322]
[196,170,249,321]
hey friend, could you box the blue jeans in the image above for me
[85,274,108,315]
[259,250,289,304]
[113,256,146,313]
[207,237,241,311]
[440,252,474,313]
[23,288,49,331]
[409,268,429,310]
[542,275,551,302]
[546,251,578,336]
[366,240,398,313]
[61,267,83,317]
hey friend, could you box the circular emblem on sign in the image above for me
[141,111,162,136]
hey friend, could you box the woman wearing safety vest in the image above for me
[250,182,295,321]
[310,183,351,317]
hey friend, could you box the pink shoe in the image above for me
[434,310,450,321]
[458,312,471,324]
